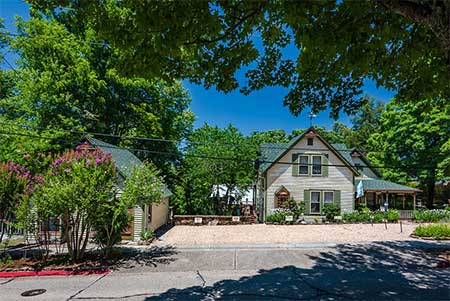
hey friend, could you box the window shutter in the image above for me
[320,191,324,213]
[304,190,310,214]
[334,190,341,209]
[322,154,329,177]
[292,153,299,176]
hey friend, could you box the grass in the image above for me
[0,238,25,249]
[413,223,450,239]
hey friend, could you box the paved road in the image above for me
[1,240,449,300]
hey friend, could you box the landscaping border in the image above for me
[0,268,110,278]
[173,215,256,225]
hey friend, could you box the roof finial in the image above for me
[308,111,317,127]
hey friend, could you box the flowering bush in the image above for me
[0,160,42,243]
[25,144,119,262]
[412,209,450,223]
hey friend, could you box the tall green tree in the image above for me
[368,98,450,208]
[174,124,256,215]
[0,17,194,182]
[29,1,450,117]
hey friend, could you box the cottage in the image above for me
[256,127,420,221]
[83,137,172,241]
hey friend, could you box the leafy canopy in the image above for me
[28,1,450,117]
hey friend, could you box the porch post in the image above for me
[413,193,416,211]
[402,195,406,209]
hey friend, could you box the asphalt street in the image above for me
[1,240,449,301]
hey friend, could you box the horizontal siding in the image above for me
[265,136,354,215]
[132,205,144,241]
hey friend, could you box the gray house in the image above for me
[256,127,420,221]
[84,137,172,241]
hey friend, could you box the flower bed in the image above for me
[412,209,450,223]
[412,223,450,240]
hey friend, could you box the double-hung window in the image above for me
[311,191,321,214]
[324,191,334,205]
[312,155,322,175]
[299,155,309,175]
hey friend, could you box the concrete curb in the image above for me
[0,268,110,278]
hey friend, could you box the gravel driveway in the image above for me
[156,222,421,246]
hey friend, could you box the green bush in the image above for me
[266,209,294,224]
[342,209,399,223]
[322,203,340,221]
[386,209,400,222]
[412,210,450,222]
[414,223,450,238]
[140,229,154,242]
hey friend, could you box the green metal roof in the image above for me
[84,137,172,197]
[357,179,420,192]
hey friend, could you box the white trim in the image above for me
[310,190,321,214]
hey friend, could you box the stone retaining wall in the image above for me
[173,215,256,226]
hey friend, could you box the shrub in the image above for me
[413,224,450,239]
[386,209,400,222]
[0,160,42,243]
[22,144,118,262]
[322,203,340,221]
[342,209,399,223]
[266,208,294,224]
[140,229,154,242]
[412,210,450,222]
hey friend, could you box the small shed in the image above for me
[83,137,172,241]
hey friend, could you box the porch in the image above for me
[355,179,421,218]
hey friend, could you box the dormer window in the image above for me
[307,138,314,145]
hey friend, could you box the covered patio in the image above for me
[355,179,421,217]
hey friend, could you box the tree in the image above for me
[25,144,118,262]
[174,124,256,215]
[0,161,41,243]
[367,98,450,208]
[28,1,450,117]
[1,17,194,182]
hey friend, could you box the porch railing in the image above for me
[399,210,413,220]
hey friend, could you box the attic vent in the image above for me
[307,138,313,146]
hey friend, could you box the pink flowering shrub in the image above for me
[0,160,42,243]
[25,143,119,262]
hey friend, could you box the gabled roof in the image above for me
[83,137,172,197]
[357,179,421,192]
[259,127,359,175]
[331,144,382,178]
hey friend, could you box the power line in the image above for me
[0,130,445,172]
[0,120,449,155]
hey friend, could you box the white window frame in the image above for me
[298,155,309,175]
[312,155,322,176]
[310,191,321,214]
[323,191,334,204]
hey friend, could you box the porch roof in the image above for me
[357,179,421,193]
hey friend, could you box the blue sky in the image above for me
[1,0,396,135]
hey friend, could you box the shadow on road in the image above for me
[112,245,177,270]
[144,240,450,300]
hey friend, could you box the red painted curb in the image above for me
[0,269,110,278]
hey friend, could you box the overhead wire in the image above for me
[0,129,445,172]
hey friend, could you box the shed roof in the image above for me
[357,179,420,193]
